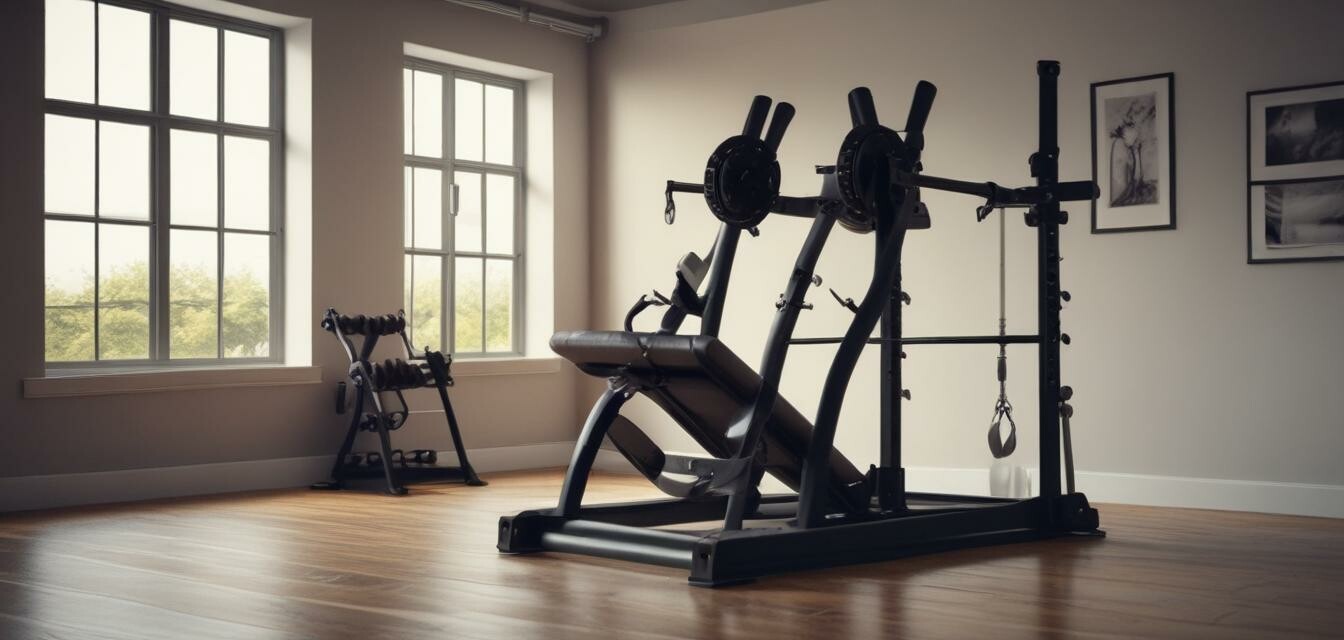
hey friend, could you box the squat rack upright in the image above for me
[793,60,1080,512]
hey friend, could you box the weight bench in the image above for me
[550,330,868,514]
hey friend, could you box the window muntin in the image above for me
[403,61,523,357]
[43,0,283,367]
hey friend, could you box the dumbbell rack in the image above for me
[312,307,486,495]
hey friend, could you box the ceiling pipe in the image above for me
[443,0,607,41]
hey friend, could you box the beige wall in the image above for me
[0,0,589,477]
[589,0,1344,488]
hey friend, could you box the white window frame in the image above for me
[43,0,285,371]
[403,58,526,358]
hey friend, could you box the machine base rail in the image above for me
[500,492,1102,586]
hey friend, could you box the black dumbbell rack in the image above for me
[311,307,486,495]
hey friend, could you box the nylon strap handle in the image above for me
[988,207,1018,458]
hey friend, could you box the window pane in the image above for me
[99,121,150,220]
[44,115,95,215]
[403,69,413,155]
[224,136,270,230]
[45,0,95,103]
[97,4,151,110]
[223,30,270,126]
[410,255,442,352]
[170,229,218,358]
[170,20,218,120]
[485,174,515,254]
[44,220,95,362]
[171,130,218,227]
[485,259,512,352]
[412,167,441,250]
[223,233,270,357]
[454,171,482,252]
[413,70,443,158]
[485,85,514,165]
[454,257,483,352]
[98,224,149,360]
[454,79,483,162]
[403,167,412,247]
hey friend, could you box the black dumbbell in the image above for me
[408,449,437,464]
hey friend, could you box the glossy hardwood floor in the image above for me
[1,470,1341,639]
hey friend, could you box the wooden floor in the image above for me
[1,470,1342,639]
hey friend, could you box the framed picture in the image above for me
[1091,73,1176,233]
[1247,80,1344,263]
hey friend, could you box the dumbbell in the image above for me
[407,449,437,465]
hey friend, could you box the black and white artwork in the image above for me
[1106,93,1159,207]
[1248,80,1344,263]
[1264,97,1344,167]
[1092,73,1175,233]
[1264,179,1344,247]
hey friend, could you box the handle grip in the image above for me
[847,87,879,127]
[762,102,795,153]
[742,95,772,138]
[1054,180,1100,202]
[904,80,937,136]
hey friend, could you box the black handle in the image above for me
[904,80,937,136]
[1054,180,1099,202]
[847,87,878,127]
[742,95,772,138]
[762,102,795,153]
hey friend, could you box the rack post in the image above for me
[877,214,905,511]
[1034,60,1063,502]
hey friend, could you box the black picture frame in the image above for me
[1090,72,1176,234]
[1246,80,1344,264]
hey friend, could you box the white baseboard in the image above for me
[0,441,579,514]
[589,454,1344,518]
[905,465,1344,519]
[5,446,1341,519]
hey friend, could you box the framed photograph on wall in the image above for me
[1247,80,1344,263]
[1091,73,1176,233]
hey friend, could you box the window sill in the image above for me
[23,365,323,399]
[451,356,562,378]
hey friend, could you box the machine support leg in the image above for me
[328,388,364,485]
[557,384,631,516]
[368,391,408,496]
[437,384,485,486]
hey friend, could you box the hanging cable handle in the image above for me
[664,181,705,225]
[988,207,1018,459]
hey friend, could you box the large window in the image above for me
[403,60,524,357]
[43,0,283,367]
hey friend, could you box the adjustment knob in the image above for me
[1060,333,1071,345]
[1060,290,1072,302]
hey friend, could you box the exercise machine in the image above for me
[499,61,1101,585]
[312,308,486,495]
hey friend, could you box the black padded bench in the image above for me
[551,330,868,513]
